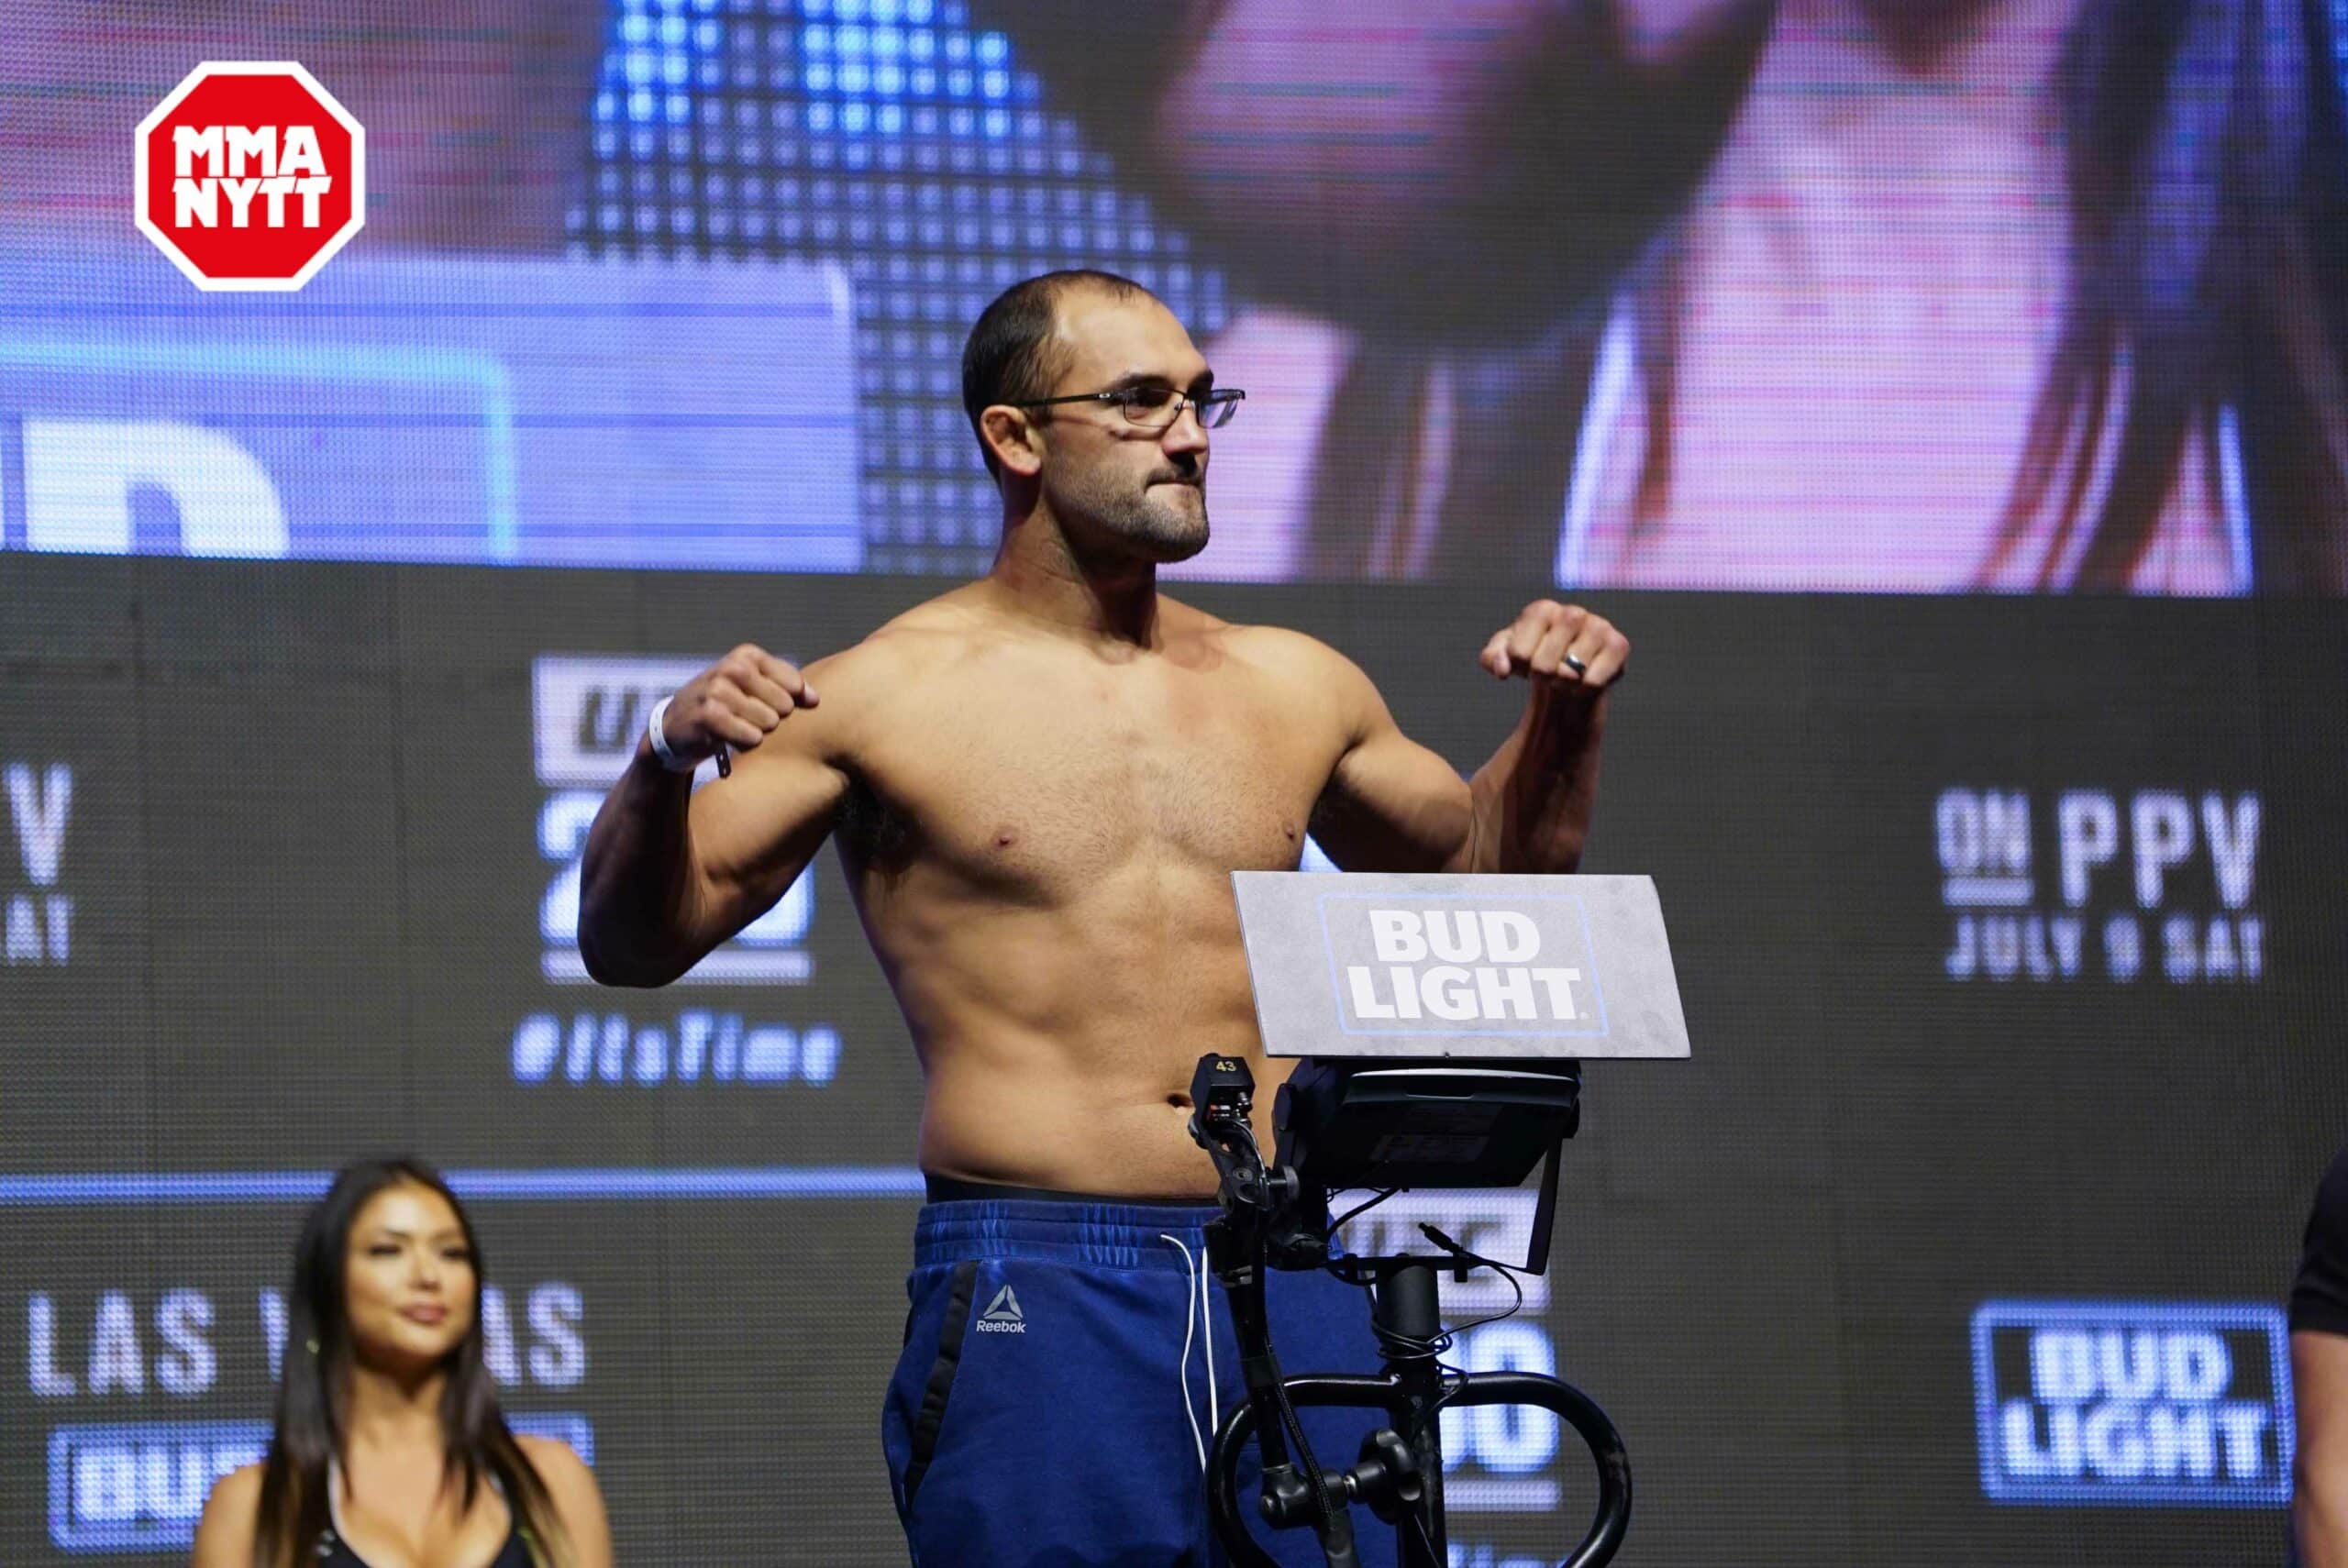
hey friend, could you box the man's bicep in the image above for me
[1312,714,1474,873]
[685,739,848,939]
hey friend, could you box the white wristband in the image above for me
[646,695,699,773]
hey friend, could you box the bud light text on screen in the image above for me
[1971,1300,2291,1507]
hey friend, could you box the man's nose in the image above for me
[1161,401,1210,456]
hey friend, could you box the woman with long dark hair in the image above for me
[191,1159,612,1568]
[992,0,2348,594]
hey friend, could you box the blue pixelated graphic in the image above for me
[581,0,1229,572]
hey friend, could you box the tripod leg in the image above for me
[1210,1218,1362,1567]
[1372,1265,1448,1568]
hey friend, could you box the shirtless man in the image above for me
[577,270,1627,1566]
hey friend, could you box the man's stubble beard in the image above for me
[1047,465,1212,564]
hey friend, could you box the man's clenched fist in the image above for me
[657,644,818,767]
[1479,602,1629,690]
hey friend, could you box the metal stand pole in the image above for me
[1372,1264,1447,1568]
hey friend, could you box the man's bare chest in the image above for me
[845,672,1337,893]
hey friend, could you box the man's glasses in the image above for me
[1012,384,1246,432]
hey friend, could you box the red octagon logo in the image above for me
[135,61,365,292]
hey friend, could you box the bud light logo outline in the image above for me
[1970,1299,2292,1507]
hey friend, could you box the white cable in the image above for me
[1202,1258,1218,1452]
[1157,1233,1208,1471]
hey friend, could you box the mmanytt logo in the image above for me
[135,61,365,292]
[1935,788,2263,984]
[975,1285,1026,1334]
[1972,1299,2292,1507]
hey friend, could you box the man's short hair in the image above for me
[961,269,1154,478]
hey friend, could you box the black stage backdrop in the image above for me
[3,556,2341,1565]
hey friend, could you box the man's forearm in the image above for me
[576,739,705,986]
[1459,689,1606,874]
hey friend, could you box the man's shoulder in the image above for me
[2318,1143,2348,1234]
[207,1460,265,1510]
[815,591,1369,696]
[1200,613,1368,689]
[2295,1142,2348,1337]
[191,1461,264,1561]
[804,596,984,689]
[756,600,980,767]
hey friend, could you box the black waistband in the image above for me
[922,1174,1220,1208]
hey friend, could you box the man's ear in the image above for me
[980,406,1045,478]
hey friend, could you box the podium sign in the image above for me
[1232,873,1690,1060]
